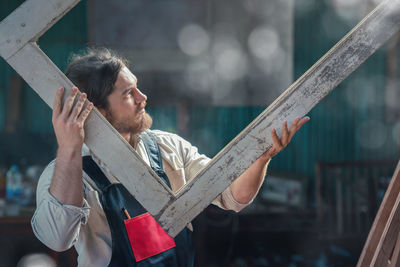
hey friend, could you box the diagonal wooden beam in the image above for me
[6,42,173,214]
[153,0,400,237]
[1,0,400,238]
[358,160,400,266]
[0,0,80,60]
[0,0,176,216]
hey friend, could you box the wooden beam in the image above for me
[0,0,80,60]
[371,186,400,266]
[389,230,400,267]
[1,0,400,238]
[6,42,173,215]
[153,0,400,237]
[357,160,400,266]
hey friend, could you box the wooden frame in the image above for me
[1,0,400,237]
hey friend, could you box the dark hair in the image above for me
[65,48,128,109]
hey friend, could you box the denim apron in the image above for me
[82,131,194,267]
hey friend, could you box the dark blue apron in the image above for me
[82,131,194,267]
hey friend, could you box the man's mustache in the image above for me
[137,101,147,112]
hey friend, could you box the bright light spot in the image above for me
[178,24,210,56]
[331,0,364,22]
[212,37,248,81]
[248,26,280,61]
[215,48,248,81]
[255,47,286,75]
[184,59,214,94]
[356,120,387,150]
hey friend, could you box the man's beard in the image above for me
[105,109,153,136]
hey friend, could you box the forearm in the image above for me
[50,148,84,207]
[230,156,270,204]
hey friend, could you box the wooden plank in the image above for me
[0,0,80,60]
[389,227,400,267]
[372,189,400,266]
[1,0,400,238]
[154,0,400,237]
[5,42,173,215]
[358,160,400,267]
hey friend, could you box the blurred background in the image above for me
[0,0,399,266]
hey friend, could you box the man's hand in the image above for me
[52,86,93,153]
[259,117,310,162]
[49,86,93,206]
[230,116,310,204]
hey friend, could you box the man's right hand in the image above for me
[49,86,93,206]
[52,86,93,153]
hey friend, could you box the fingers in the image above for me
[77,102,94,125]
[52,87,64,119]
[288,117,301,141]
[60,87,79,120]
[297,116,310,130]
[271,128,283,150]
[281,121,289,146]
[68,93,87,122]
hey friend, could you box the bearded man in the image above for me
[31,48,309,267]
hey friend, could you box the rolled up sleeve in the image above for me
[31,160,90,252]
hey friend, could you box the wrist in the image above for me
[257,154,271,165]
[57,146,82,160]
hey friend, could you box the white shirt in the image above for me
[31,130,250,267]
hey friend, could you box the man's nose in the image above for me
[134,88,147,104]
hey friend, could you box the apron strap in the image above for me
[82,155,111,192]
[83,131,172,192]
[141,131,172,189]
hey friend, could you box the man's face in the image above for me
[101,66,152,135]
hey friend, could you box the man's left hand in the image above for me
[260,117,310,161]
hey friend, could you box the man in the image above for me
[31,48,309,266]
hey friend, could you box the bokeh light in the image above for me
[330,0,364,22]
[212,36,248,81]
[248,26,280,61]
[178,24,210,56]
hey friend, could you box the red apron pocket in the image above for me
[124,212,176,262]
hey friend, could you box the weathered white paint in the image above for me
[6,43,173,214]
[0,0,80,60]
[154,0,400,237]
